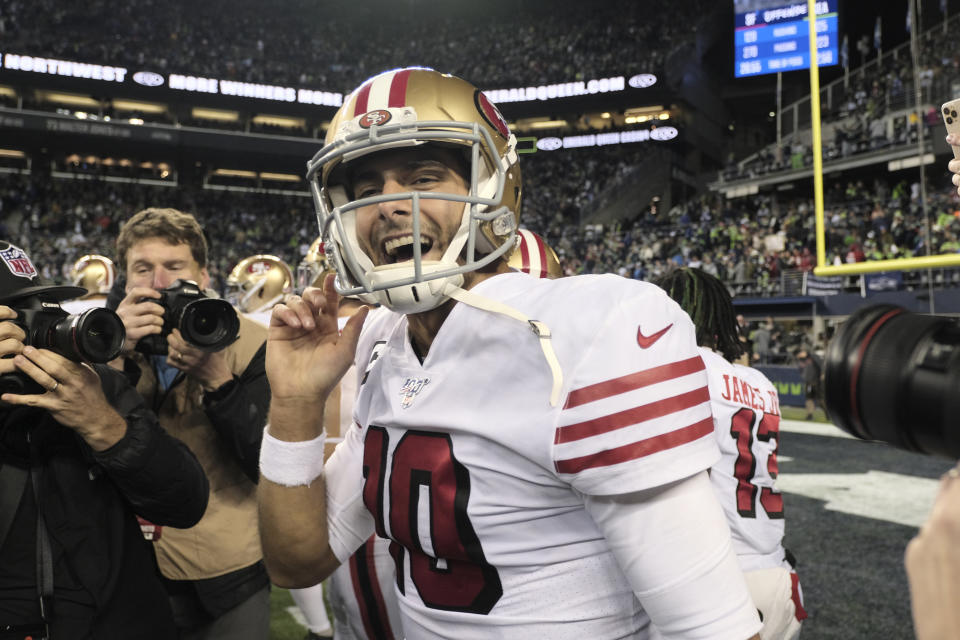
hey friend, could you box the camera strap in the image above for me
[0,462,28,552]
[30,466,54,634]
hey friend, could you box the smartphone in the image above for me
[943,98,960,160]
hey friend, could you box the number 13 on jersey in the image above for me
[730,408,784,519]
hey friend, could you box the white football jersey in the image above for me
[339,272,725,638]
[327,307,403,640]
[699,348,787,572]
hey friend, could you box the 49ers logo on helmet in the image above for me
[248,260,271,275]
[359,109,392,128]
[474,90,510,139]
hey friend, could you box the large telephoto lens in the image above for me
[177,298,239,351]
[823,304,960,459]
[45,308,125,363]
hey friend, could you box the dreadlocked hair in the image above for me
[652,267,744,362]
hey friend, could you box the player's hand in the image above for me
[266,273,368,403]
[166,329,233,391]
[0,306,26,375]
[1,346,127,451]
[905,464,960,640]
[115,286,165,353]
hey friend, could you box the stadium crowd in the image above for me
[723,13,960,181]
[0,0,708,92]
[3,149,958,304]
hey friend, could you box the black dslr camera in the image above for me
[0,296,125,395]
[136,279,240,356]
[823,304,960,459]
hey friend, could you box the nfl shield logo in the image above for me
[0,245,38,280]
[399,376,430,409]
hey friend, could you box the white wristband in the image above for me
[259,425,326,487]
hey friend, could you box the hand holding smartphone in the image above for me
[943,98,960,160]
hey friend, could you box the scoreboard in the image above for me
[734,0,839,78]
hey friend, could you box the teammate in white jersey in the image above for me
[654,267,806,640]
[297,238,402,640]
[259,67,761,640]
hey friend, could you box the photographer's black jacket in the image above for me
[0,363,209,639]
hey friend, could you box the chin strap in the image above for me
[442,282,562,407]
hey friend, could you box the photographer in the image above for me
[111,208,271,639]
[0,241,209,639]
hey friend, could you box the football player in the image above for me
[60,254,116,315]
[225,254,294,327]
[654,267,806,640]
[259,67,762,639]
[293,237,401,640]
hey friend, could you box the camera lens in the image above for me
[44,308,125,363]
[179,298,239,351]
[824,304,960,459]
[71,308,125,362]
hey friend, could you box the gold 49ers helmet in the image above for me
[296,236,334,292]
[306,67,522,313]
[70,254,117,298]
[507,229,563,279]
[226,255,293,313]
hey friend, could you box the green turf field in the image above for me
[270,585,334,639]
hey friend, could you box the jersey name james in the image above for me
[699,348,787,571]
[348,273,720,638]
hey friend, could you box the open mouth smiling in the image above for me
[382,234,435,263]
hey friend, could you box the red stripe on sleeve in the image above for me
[354,83,372,116]
[388,69,411,108]
[564,356,705,409]
[555,416,713,474]
[556,386,710,444]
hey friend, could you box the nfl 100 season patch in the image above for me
[399,376,430,409]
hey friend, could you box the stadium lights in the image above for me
[624,105,664,115]
[252,114,305,129]
[191,107,239,122]
[0,149,25,158]
[213,168,257,178]
[112,99,167,114]
[39,91,100,108]
[528,120,569,130]
[658,113,670,120]
[0,86,15,98]
[260,172,301,182]
[128,118,144,125]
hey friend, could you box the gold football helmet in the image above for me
[507,230,562,279]
[296,236,335,292]
[306,67,522,313]
[70,254,117,298]
[226,255,293,313]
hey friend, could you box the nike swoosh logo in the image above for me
[637,323,672,348]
